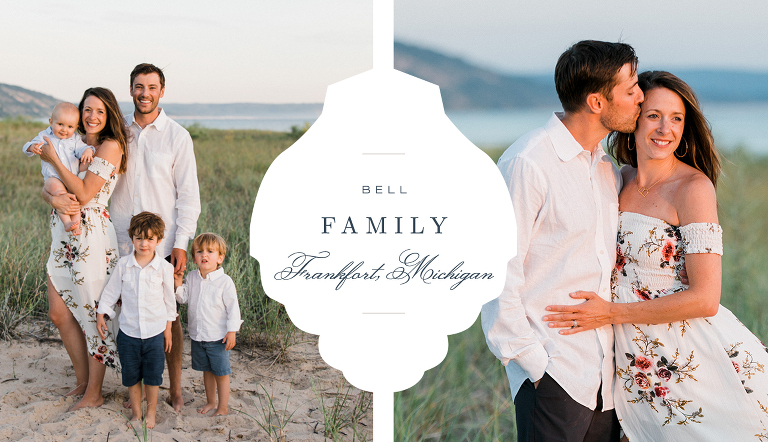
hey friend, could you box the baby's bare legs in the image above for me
[144,385,159,428]
[44,177,80,234]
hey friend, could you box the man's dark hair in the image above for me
[555,40,637,113]
[130,63,165,90]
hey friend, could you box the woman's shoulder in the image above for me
[94,138,122,163]
[677,163,715,197]
[674,163,717,225]
[96,138,120,152]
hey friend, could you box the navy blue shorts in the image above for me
[116,330,165,387]
[191,339,231,376]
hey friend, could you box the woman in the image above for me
[544,71,768,440]
[40,87,128,411]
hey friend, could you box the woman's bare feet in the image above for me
[212,406,228,416]
[197,402,217,414]
[64,382,87,397]
[68,395,103,412]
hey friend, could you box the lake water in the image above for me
[172,101,768,154]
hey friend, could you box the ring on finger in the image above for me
[571,319,578,328]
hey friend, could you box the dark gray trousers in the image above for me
[514,373,620,442]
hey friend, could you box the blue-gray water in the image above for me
[171,101,768,154]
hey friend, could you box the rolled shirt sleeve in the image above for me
[175,283,189,304]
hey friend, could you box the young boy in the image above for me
[97,212,176,428]
[23,102,95,234]
[174,233,242,416]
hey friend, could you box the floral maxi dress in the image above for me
[612,211,768,441]
[47,157,120,371]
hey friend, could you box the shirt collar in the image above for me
[126,250,164,269]
[127,108,168,132]
[201,267,224,281]
[544,112,599,162]
[593,143,613,165]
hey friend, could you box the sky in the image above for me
[1,0,767,104]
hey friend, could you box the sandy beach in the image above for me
[0,323,372,441]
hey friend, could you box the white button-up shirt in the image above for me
[112,109,201,258]
[481,113,621,411]
[23,127,94,178]
[175,268,243,342]
[97,252,177,339]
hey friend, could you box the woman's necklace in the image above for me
[636,161,677,197]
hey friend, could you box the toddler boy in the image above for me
[174,233,242,416]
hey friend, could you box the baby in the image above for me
[174,233,242,416]
[23,102,95,234]
[97,212,176,429]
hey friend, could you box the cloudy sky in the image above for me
[2,0,766,104]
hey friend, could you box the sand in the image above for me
[0,325,372,442]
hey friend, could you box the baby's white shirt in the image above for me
[23,127,94,179]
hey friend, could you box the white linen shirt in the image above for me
[481,113,621,411]
[176,268,243,342]
[23,127,95,179]
[97,252,177,339]
[112,109,201,258]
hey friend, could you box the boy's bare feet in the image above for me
[212,407,228,416]
[197,403,217,414]
[68,395,104,412]
[145,412,157,429]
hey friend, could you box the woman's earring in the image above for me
[627,136,635,151]
[675,138,688,158]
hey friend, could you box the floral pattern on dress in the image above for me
[47,157,121,371]
[612,212,768,441]
[616,325,702,426]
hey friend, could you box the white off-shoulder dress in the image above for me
[47,157,121,371]
[612,211,768,441]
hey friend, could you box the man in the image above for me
[480,41,643,442]
[111,63,201,412]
